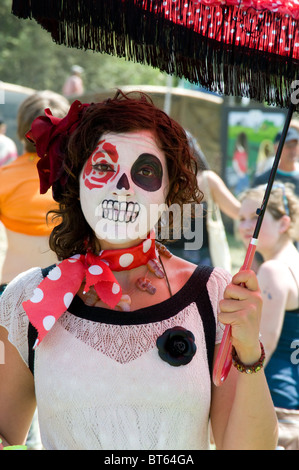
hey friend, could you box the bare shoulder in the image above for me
[258,258,299,297]
[257,260,290,294]
[162,254,197,293]
[258,259,287,280]
[164,252,197,273]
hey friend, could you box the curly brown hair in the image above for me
[49,90,203,259]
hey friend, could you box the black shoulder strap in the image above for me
[28,322,38,375]
[28,264,56,375]
[193,265,216,378]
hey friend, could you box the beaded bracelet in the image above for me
[232,342,265,374]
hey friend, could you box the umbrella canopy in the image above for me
[11,0,299,107]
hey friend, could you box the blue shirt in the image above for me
[265,308,299,410]
[252,168,299,196]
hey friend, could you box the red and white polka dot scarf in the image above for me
[23,235,157,348]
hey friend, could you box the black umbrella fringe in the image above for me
[11,0,299,108]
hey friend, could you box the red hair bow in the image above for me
[26,100,90,201]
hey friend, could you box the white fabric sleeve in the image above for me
[207,267,231,344]
[0,267,43,367]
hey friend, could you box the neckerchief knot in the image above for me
[23,235,157,348]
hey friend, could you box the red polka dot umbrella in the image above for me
[11,0,299,385]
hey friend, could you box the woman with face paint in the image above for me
[238,184,299,450]
[0,91,277,450]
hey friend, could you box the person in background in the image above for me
[238,183,299,450]
[252,127,299,195]
[167,132,240,270]
[255,139,275,177]
[0,118,18,167]
[62,65,84,97]
[288,117,299,136]
[0,90,70,290]
[253,126,299,261]
[232,131,249,194]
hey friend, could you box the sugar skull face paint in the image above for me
[79,130,169,248]
[82,144,163,193]
[82,140,120,190]
[131,153,163,192]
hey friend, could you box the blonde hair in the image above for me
[17,90,70,152]
[239,183,299,241]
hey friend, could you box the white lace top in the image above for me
[0,265,230,450]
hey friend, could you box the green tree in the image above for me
[0,0,168,93]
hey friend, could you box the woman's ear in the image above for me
[279,214,291,234]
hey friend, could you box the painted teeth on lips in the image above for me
[101,200,140,223]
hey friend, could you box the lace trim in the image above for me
[59,305,195,364]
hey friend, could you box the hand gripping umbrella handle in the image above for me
[212,238,257,387]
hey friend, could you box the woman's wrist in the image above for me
[232,342,265,374]
[233,336,262,365]
[235,341,262,365]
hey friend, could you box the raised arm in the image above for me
[202,170,241,220]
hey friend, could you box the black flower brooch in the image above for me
[156,327,197,367]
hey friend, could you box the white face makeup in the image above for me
[79,130,169,247]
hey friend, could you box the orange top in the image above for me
[0,152,59,236]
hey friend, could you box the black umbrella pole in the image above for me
[253,102,296,239]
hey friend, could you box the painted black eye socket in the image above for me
[131,153,163,192]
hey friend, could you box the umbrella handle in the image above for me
[212,238,257,387]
